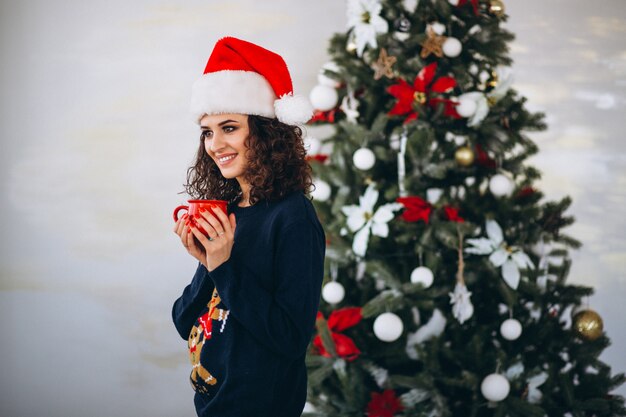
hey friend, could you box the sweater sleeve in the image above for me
[171,263,215,340]
[208,218,325,359]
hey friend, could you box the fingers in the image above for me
[197,209,232,239]
[173,214,188,235]
[207,208,235,239]
[190,223,213,249]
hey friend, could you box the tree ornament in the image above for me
[481,373,510,401]
[455,95,478,117]
[410,266,434,287]
[373,312,404,342]
[346,0,389,56]
[454,146,475,166]
[371,48,397,80]
[500,318,522,340]
[387,62,458,124]
[346,40,358,54]
[367,389,404,416]
[311,179,332,202]
[489,174,514,197]
[353,147,376,170]
[304,136,322,155]
[342,184,403,257]
[402,0,418,13]
[419,27,446,59]
[455,92,490,126]
[309,85,339,111]
[317,62,341,88]
[397,196,432,223]
[573,309,604,341]
[314,308,363,361]
[442,37,462,58]
[430,22,446,35]
[489,0,506,17]
[465,220,534,289]
[322,281,345,304]
[394,15,411,41]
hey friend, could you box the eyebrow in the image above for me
[200,119,239,129]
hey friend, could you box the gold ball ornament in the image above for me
[489,0,506,17]
[455,146,475,166]
[573,309,604,341]
[346,41,358,54]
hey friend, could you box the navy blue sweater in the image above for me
[172,192,325,417]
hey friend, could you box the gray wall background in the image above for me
[0,1,624,416]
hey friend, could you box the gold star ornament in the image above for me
[419,27,446,59]
[371,48,397,80]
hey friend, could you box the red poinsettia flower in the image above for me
[306,154,329,163]
[309,109,337,124]
[443,206,465,223]
[367,389,404,417]
[515,186,536,199]
[457,0,479,15]
[396,196,432,223]
[474,144,496,169]
[387,62,458,124]
[313,307,362,361]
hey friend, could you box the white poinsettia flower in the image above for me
[487,67,514,103]
[465,220,534,289]
[449,282,474,324]
[347,0,389,57]
[340,92,360,124]
[527,372,549,404]
[341,184,402,257]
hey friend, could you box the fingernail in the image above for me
[194,214,200,219]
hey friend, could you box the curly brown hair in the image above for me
[183,115,313,205]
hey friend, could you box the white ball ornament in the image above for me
[353,147,376,170]
[481,374,510,402]
[455,96,477,117]
[304,136,322,155]
[500,318,522,340]
[309,85,339,111]
[373,312,404,342]
[430,22,446,35]
[322,282,345,304]
[318,62,341,88]
[448,0,460,5]
[311,179,332,202]
[410,266,434,288]
[489,174,514,197]
[442,37,462,57]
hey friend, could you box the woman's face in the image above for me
[200,113,250,181]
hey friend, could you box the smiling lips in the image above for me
[216,154,237,166]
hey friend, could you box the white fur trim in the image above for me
[190,70,276,123]
[274,94,314,125]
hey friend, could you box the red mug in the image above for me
[173,200,228,235]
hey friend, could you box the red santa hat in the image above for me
[190,37,313,125]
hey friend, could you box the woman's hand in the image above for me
[173,213,208,268]
[189,208,237,271]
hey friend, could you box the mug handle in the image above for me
[173,205,189,222]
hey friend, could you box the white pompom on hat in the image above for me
[190,37,314,125]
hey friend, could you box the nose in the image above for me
[207,132,226,154]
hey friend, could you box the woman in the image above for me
[171,37,325,417]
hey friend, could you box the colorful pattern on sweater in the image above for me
[188,287,230,393]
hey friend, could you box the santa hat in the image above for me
[190,37,313,125]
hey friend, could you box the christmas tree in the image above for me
[303,0,626,416]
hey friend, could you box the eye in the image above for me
[223,125,236,133]
[200,130,213,140]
